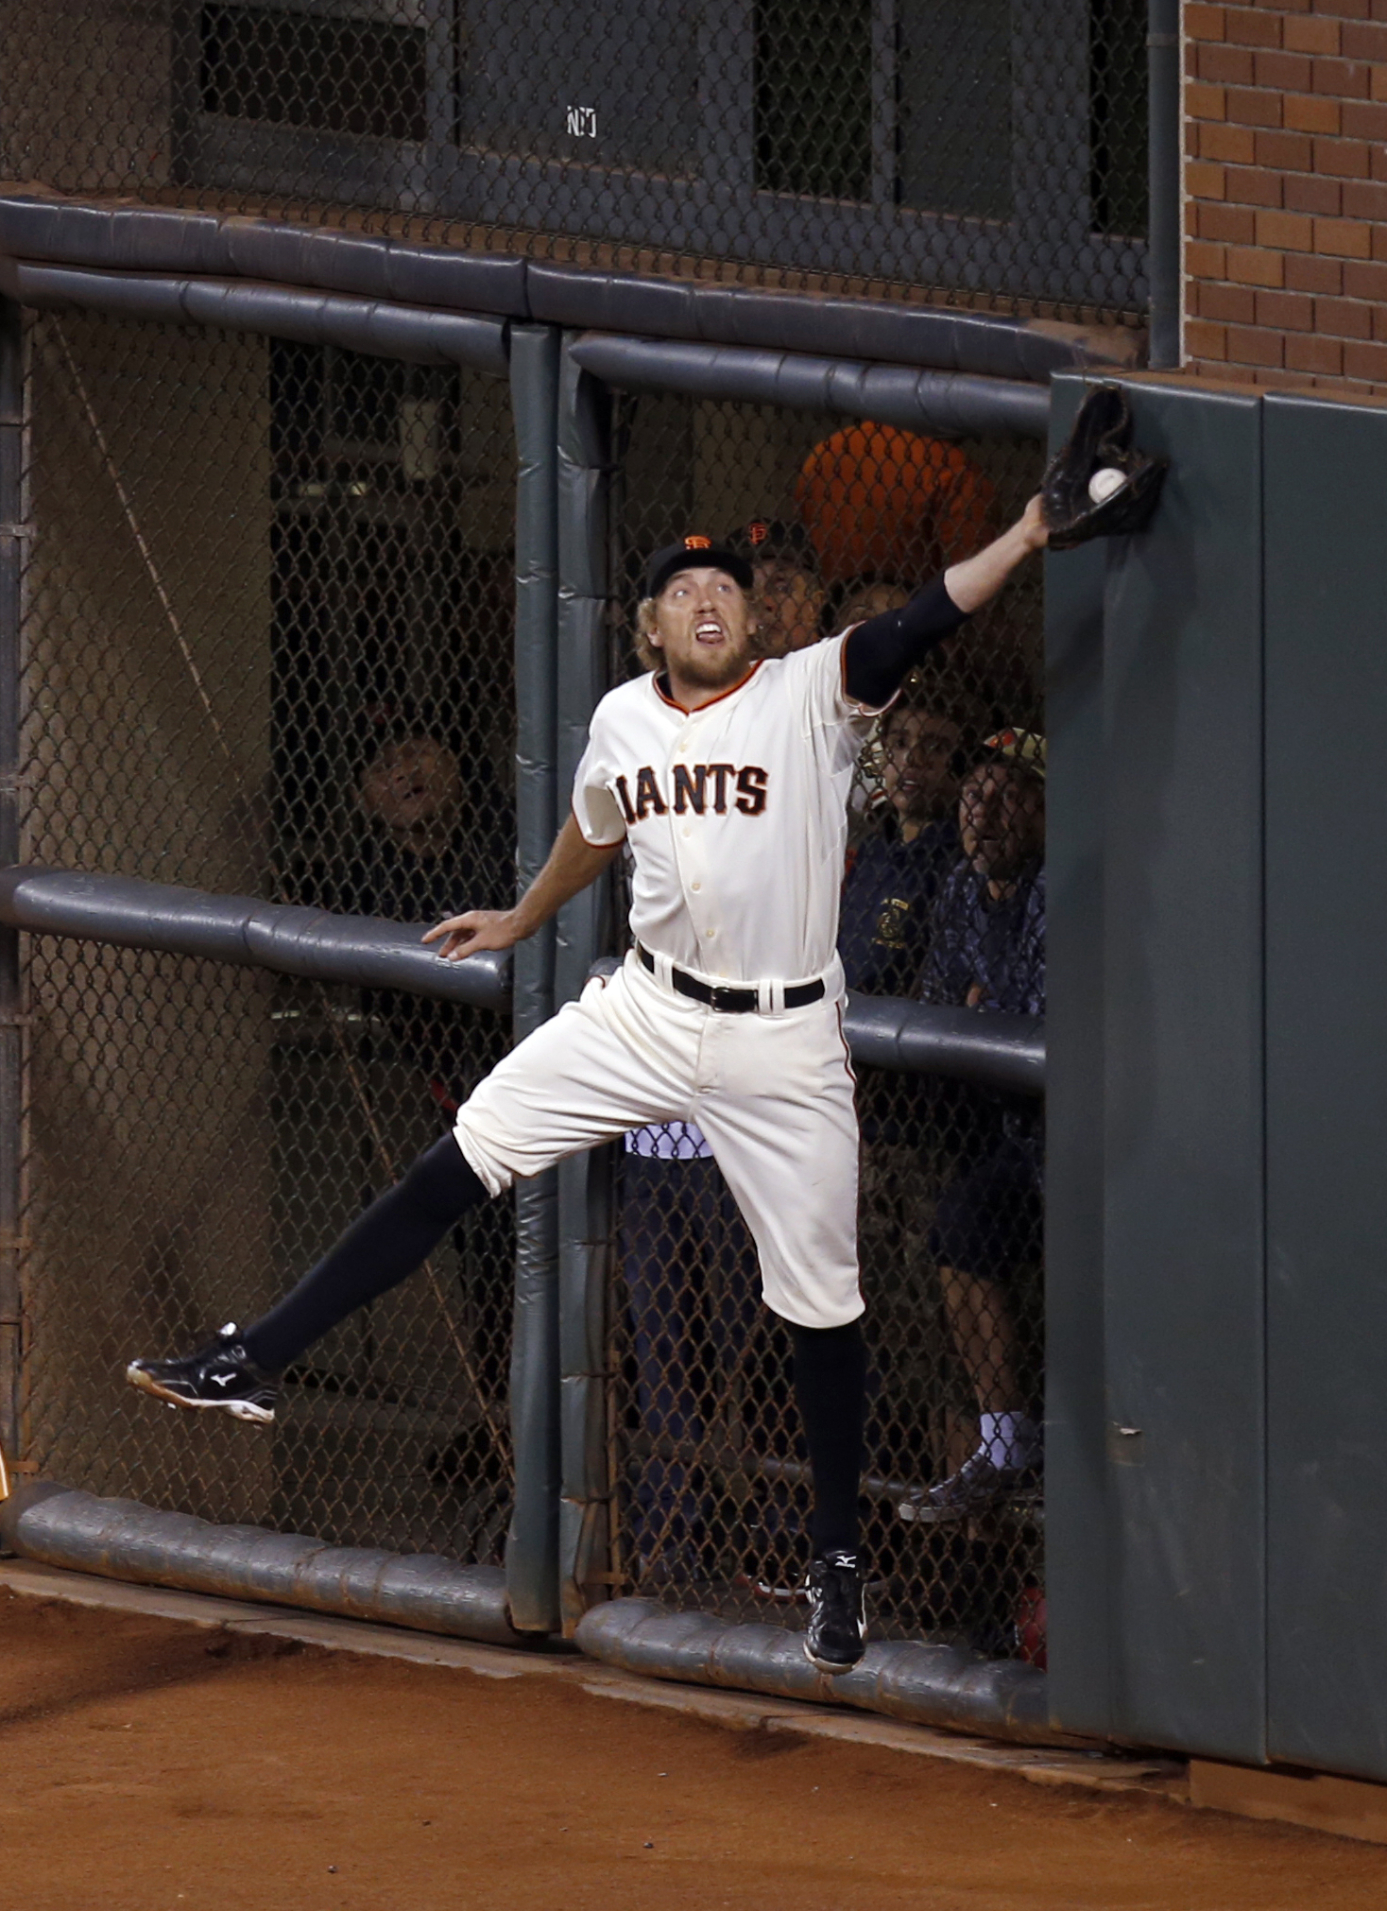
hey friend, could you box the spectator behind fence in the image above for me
[332,724,510,1099]
[727,518,826,659]
[836,577,910,629]
[838,689,986,999]
[899,728,1046,1524]
[354,729,470,912]
[794,426,994,588]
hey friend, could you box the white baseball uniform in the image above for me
[452,631,879,1329]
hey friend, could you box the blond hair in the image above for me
[633,596,660,672]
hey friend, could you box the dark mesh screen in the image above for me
[16,308,518,1564]
[199,6,431,142]
[22,311,517,908]
[0,2,1150,322]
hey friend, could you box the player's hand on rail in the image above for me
[423,909,523,962]
[426,818,622,961]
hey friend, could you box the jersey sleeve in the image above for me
[570,724,628,847]
[791,629,883,727]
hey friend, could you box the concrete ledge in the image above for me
[575,1597,1092,1749]
[1190,1758,1387,1846]
[0,1481,530,1650]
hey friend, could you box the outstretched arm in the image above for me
[943,494,1049,614]
[423,812,623,961]
[843,496,1048,708]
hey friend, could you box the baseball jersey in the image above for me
[571,632,878,987]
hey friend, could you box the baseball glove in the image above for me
[1041,383,1167,550]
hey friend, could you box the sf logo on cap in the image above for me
[683,534,712,550]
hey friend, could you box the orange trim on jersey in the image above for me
[651,659,764,716]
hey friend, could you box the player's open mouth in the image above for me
[694,620,725,643]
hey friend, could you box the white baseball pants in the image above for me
[452,949,863,1328]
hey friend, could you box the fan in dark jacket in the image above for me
[901,727,1047,1525]
[838,696,972,999]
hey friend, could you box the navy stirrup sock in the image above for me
[241,1135,488,1373]
[790,1318,868,1558]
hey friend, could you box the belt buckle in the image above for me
[709,984,744,1013]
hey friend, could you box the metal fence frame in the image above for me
[0,192,1141,386]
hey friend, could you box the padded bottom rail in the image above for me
[575,1599,1091,1749]
[2,1481,1095,1748]
[0,1481,531,1649]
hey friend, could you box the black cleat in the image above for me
[803,1550,867,1675]
[897,1451,1042,1525]
[125,1324,278,1426]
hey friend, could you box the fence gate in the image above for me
[12,295,532,1584]
[555,343,1051,1667]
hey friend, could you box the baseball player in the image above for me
[127,499,1049,1672]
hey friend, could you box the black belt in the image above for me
[638,943,825,1013]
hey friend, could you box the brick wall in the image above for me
[1184,1,1387,390]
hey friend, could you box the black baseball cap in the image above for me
[972,728,1048,781]
[726,518,819,570]
[645,535,754,599]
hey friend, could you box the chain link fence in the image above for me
[11,295,1049,1660]
[602,392,1047,1658]
[1,2,1149,320]
[16,306,520,1565]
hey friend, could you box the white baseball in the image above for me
[1088,466,1127,505]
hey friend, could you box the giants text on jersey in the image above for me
[571,633,883,987]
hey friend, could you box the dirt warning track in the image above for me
[2,1585,1385,1911]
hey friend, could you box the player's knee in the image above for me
[400,1134,488,1226]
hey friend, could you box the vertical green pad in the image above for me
[1263,393,1387,1781]
[1047,375,1267,1760]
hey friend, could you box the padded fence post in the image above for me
[505,324,562,1632]
[555,341,616,1629]
[0,298,22,1477]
